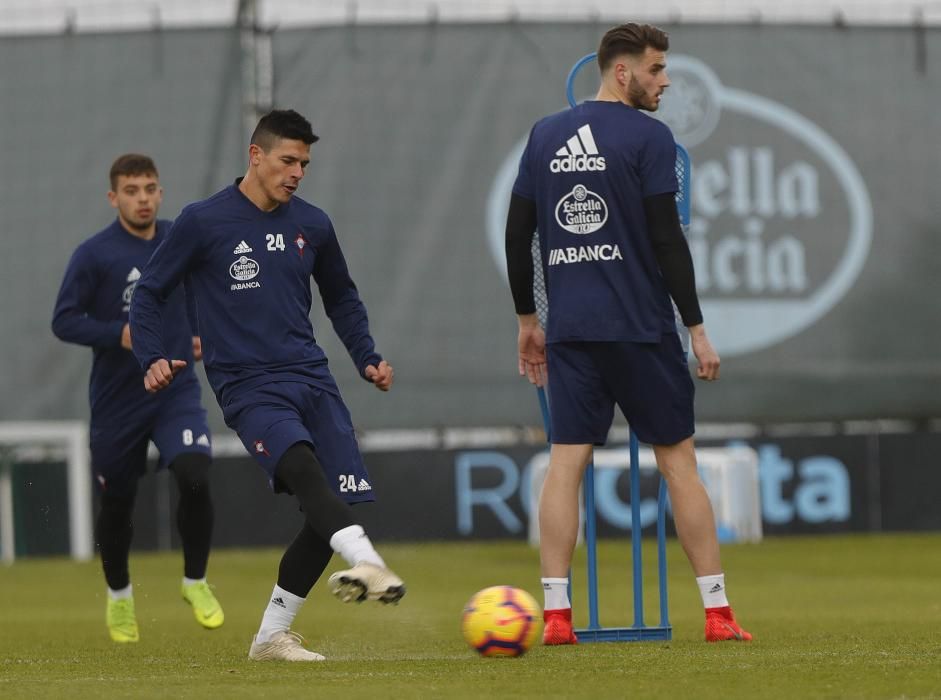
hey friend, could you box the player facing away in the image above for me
[129,109,405,662]
[504,24,751,644]
[52,154,223,643]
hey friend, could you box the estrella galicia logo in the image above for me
[121,283,135,312]
[486,55,873,357]
[555,184,608,234]
[229,255,259,281]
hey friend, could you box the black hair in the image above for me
[109,154,158,189]
[597,23,669,71]
[250,109,319,150]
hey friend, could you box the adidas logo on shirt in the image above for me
[550,124,607,173]
[126,267,141,282]
[196,434,211,447]
[357,479,372,492]
[233,240,253,254]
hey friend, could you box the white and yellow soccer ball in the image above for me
[461,586,542,657]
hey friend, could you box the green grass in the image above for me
[3,535,941,699]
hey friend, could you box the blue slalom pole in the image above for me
[536,386,551,442]
[657,477,671,628]
[584,460,600,630]
[630,431,644,628]
[565,52,598,108]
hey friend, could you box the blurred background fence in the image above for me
[2,1,939,431]
[1,1,939,552]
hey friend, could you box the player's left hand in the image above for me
[192,336,203,362]
[365,360,394,391]
[690,325,720,381]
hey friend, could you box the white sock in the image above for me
[256,585,305,644]
[329,524,385,568]
[542,577,570,611]
[108,584,133,600]
[696,573,730,609]
[182,576,206,587]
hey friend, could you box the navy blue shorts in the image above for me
[222,381,374,504]
[90,394,212,496]
[546,336,695,446]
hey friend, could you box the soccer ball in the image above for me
[461,585,541,657]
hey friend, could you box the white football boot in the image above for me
[248,631,326,661]
[327,562,406,604]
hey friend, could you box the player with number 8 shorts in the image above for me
[52,154,221,644]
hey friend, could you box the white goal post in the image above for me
[0,421,93,563]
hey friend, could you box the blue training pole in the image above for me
[657,477,671,628]
[584,461,600,630]
[630,432,644,628]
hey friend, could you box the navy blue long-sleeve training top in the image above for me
[513,101,680,343]
[52,219,198,430]
[129,183,381,408]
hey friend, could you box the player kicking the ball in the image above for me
[130,110,404,661]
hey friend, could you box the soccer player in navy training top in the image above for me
[505,24,752,644]
[130,110,405,662]
[52,154,223,643]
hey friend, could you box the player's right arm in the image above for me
[504,192,546,387]
[51,245,126,348]
[505,127,547,387]
[129,209,201,392]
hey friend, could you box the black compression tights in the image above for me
[95,453,214,590]
[277,523,335,598]
[169,453,214,580]
[96,484,137,591]
[273,443,357,597]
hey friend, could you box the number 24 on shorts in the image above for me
[338,474,371,493]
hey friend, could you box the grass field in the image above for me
[2,534,941,699]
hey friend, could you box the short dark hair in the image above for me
[597,23,670,72]
[109,154,158,190]
[250,109,319,151]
